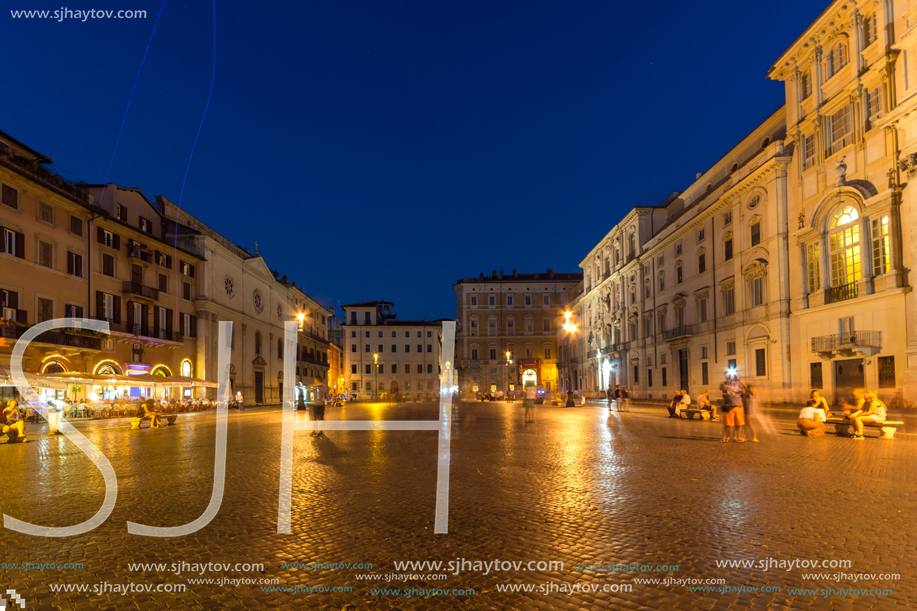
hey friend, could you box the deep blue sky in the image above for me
[4,0,825,320]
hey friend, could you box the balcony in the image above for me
[1,321,102,350]
[300,330,330,346]
[122,281,159,301]
[127,246,154,264]
[811,330,882,358]
[662,325,695,341]
[826,282,858,304]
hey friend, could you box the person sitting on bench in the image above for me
[797,399,827,437]
[809,390,832,419]
[3,400,25,442]
[846,390,887,440]
[697,390,717,420]
[139,399,162,429]
[667,391,683,418]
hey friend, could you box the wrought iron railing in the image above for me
[826,282,858,304]
[811,330,881,352]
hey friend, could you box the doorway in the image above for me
[255,371,264,404]
[522,369,537,388]
[834,358,864,405]
[679,349,689,393]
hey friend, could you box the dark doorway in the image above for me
[132,264,143,285]
[834,358,864,406]
[679,349,689,393]
[255,371,264,404]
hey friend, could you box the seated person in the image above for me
[697,390,717,420]
[139,399,163,428]
[797,399,827,437]
[809,390,832,419]
[2,400,25,441]
[677,390,691,417]
[846,390,887,440]
[667,391,683,418]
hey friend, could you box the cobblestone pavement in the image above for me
[1,401,915,610]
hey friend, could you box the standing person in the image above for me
[697,390,717,421]
[720,374,745,442]
[612,385,622,411]
[621,386,631,412]
[297,386,306,411]
[743,384,760,442]
[667,390,683,418]
[235,391,244,412]
[308,388,326,437]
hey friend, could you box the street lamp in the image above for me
[373,353,379,402]
[563,311,577,407]
[505,350,513,398]
[296,312,305,331]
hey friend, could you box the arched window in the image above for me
[180,359,192,377]
[829,206,861,287]
[255,331,262,355]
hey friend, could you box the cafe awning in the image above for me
[126,373,218,388]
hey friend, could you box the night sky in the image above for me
[5,0,826,321]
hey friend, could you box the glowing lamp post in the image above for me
[373,353,379,402]
[296,313,305,331]
[563,311,577,407]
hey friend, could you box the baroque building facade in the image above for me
[563,0,916,405]
[159,197,331,405]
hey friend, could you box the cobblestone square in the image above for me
[1,400,914,610]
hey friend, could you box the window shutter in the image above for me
[113,296,122,323]
[190,315,197,338]
[16,308,27,323]
[112,233,120,250]
[141,304,149,333]
[97,226,104,244]
[153,306,160,335]
[15,232,24,259]
[67,253,74,275]
[189,264,195,278]
[9,291,18,310]
[96,291,104,318]
[166,309,173,335]
[127,301,135,327]
[166,254,172,269]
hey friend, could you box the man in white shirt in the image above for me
[797,401,826,437]
[676,390,691,418]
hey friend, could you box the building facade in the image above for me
[341,301,443,401]
[564,0,916,405]
[454,270,582,398]
[0,133,200,402]
[159,197,331,405]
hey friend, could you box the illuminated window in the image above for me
[872,215,890,276]
[829,206,861,286]
[181,360,192,377]
[801,71,812,99]
[827,40,847,79]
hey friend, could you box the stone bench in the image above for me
[680,409,710,420]
[825,418,903,439]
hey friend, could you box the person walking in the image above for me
[743,384,760,442]
[235,391,244,412]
